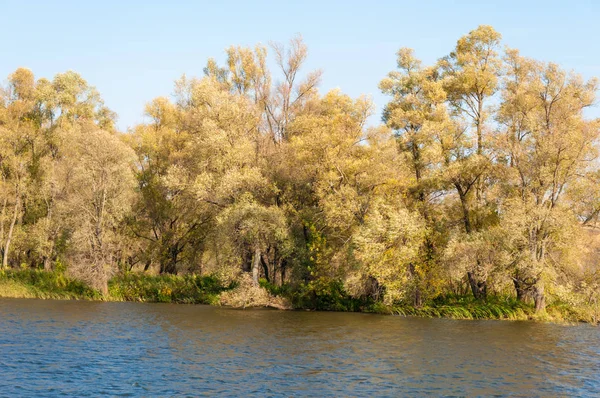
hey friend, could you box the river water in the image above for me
[0,299,598,397]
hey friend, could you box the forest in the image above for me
[1,25,599,320]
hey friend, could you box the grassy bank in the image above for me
[108,273,230,304]
[0,269,597,324]
[0,269,230,304]
[0,269,101,300]
[260,279,599,324]
[391,297,532,320]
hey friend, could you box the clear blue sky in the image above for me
[1,0,599,130]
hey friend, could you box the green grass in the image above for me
[0,269,101,300]
[545,300,600,324]
[260,278,375,312]
[1,270,597,324]
[108,273,231,304]
[390,295,533,321]
[0,270,231,304]
[259,278,600,324]
[387,295,600,324]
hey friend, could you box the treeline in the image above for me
[1,26,599,313]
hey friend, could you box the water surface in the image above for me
[0,299,598,396]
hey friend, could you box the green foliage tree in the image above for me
[1,27,599,316]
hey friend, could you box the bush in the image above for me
[108,273,229,304]
[220,274,291,309]
[261,277,375,312]
[0,269,101,300]
[391,294,534,320]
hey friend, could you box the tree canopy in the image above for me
[1,27,599,313]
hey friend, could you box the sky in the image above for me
[1,0,599,130]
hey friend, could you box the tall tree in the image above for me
[380,48,449,305]
[497,50,599,312]
[62,125,136,294]
[438,25,503,299]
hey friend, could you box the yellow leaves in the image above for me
[457,25,501,50]
[396,48,421,72]
[352,197,426,301]
[452,25,502,76]
[499,55,599,218]
[162,164,190,192]
[379,48,450,191]
[145,97,178,128]
[8,68,35,101]
[225,44,269,96]
[441,25,502,121]
[2,67,113,131]
[287,92,386,193]
[52,71,104,123]
[193,172,215,201]
[217,194,291,253]
[319,184,361,231]
[319,89,374,124]
[214,167,271,202]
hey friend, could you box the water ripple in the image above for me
[0,299,598,396]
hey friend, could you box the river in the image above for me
[0,298,598,396]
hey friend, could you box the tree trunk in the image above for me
[43,258,51,271]
[366,276,382,302]
[0,194,8,249]
[280,259,286,286]
[476,97,483,156]
[160,246,179,274]
[260,253,270,283]
[457,189,472,234]
[533,283,545,313]
[513,278,527,302]
[409,263,423,307]
[2,195,20,269]
[467,271,487,301]
[268,248,276,284]
[43,200,55,271]
[414,286,422,307]
[98,263,109,297]
[93,187,107,255]
[251,246,260,286]
[43,245,54,271]
[513,275,535,302]
[242,244,252,273]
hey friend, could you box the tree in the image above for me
[380,48,450,305]
[62,125,136,294]
[204,35,322,144]
[497,49,599,311]
[353,197,425,304]
[217,195,291,285]
[126,97,211,274]
[282,89,409,298]
[1,28,599,314]
[438,25,503,300]
[0,67,118,271]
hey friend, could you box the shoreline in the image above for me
[1,271,597,325]
[0,292,593,326]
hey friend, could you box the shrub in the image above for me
[0,269,101,300]
[108,273,229,304]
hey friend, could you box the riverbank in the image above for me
[0,269,597,324]
[0,269,226,304]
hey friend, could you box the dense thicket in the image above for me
[1,26,599,313]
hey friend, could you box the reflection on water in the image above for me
[0,298,598,396]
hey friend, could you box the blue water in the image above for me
[0,298,598,396]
